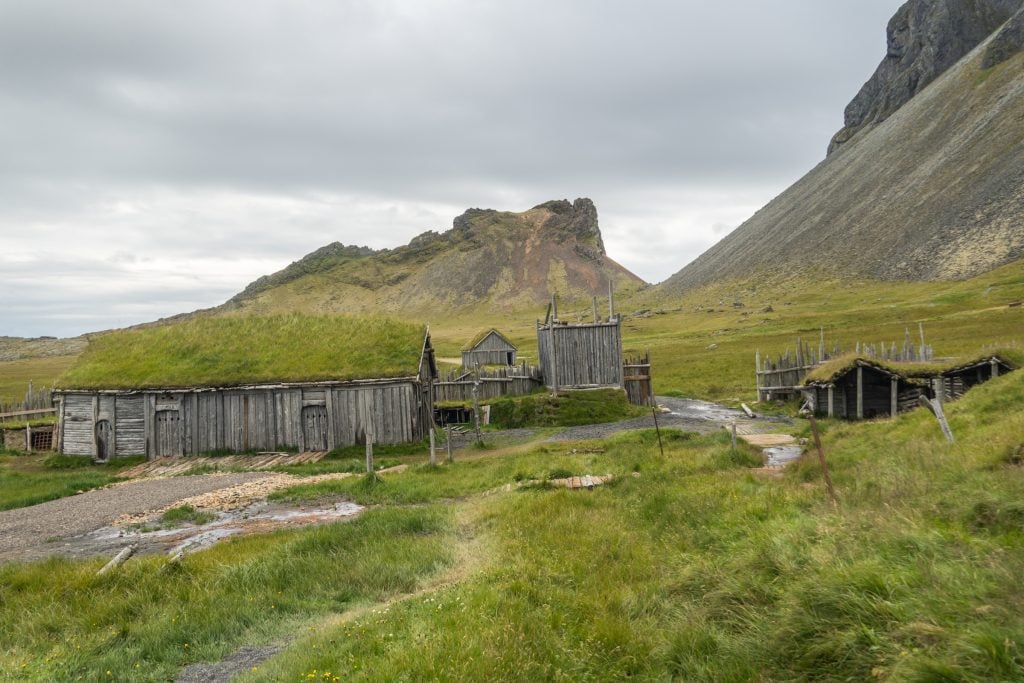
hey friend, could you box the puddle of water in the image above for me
[764,445,803,467]
[66,499,364,560]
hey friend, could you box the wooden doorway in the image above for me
[95,419,112,461]
[302,405,328,452]
[155,410,181,456]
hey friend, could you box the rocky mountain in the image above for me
[663,0,1024,293]
[223,198,643,316]
[829,0,1023,154]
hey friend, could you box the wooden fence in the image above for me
[434,364,544,403]
[623,352,653,406]
[757,328,936,401]
[0,382,55,416]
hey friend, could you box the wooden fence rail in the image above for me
[434,364,544,403]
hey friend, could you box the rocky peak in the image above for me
[533,198,605,254]
[828,0,1023,154]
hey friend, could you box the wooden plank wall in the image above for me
[435,365,543,403]
[57,380,426,457]
[537,321,623,389]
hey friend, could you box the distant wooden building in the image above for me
[54,319,437,460]
[801,354,1017,419]
[801,361,928,419]
[536,318,623,390]
[461,329,517,367]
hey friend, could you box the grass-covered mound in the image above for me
[487,388,646,429]
[57,315,427,390]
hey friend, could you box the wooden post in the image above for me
[730,422,737,451]
[549,324,560,393]
[445,424,453,463]
[592,296,599,323]
[608,280,615,320]
[890,377,898,418]
[92,395,99,459]
[808,414,838,506]
[647,403,663,456]
[97,544,136,576]
[918,396,955,442]
[755,350,761,402]
[918,322,926,360]
[26,424,32,453]
[856,365,864,420]
[365,429,374,473]
[991,358,1000,378]
[471,368,482,446]
[827,384,835,418]
[429,427,437,466]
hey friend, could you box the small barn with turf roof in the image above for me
[461,329,517,367]
[53,315,436,460]
[800,357,928,420]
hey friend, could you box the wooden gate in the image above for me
[302,405,328,452]
[155,410,181,456]
[623,352,652,406]
[95,419,112,461]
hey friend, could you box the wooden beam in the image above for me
[827,384,834,418]
[890,377,898,418]
[856,365,864,420]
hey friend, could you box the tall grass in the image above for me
[0,507,453,681]
[246,373,1024,681]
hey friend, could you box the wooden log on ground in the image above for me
[97,544,137,576]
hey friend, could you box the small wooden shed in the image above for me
[461,329,517,367]
[801,360,927,419]
[53,315,437,460]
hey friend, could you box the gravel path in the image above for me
[0,472,275,563]
[547,396,770,441]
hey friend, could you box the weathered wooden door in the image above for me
[155,410,181,456]
[302,405,328,451]
[95,420,112,461]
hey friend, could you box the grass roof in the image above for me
[461,328,515,352]
[57,315,427,390]
[803,348,1023,385]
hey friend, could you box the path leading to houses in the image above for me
[547,396,789,441]
[0,472,275,563]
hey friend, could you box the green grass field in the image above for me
[1,368,1023,679]
[2,259,1023,679]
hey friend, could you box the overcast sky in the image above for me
[0,0,904,338]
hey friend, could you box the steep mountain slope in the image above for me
[223,198,643,316]
[663,2,1024,293]
[829,0,1023,154]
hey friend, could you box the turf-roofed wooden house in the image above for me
[54,316,436,460]
[461,329,517,367]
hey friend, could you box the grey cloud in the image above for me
[0,0,905,335]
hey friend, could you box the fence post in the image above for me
[365,430,374,474]
[429,427,437,466]
[445,424,453,463]
[472,366,482,445]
